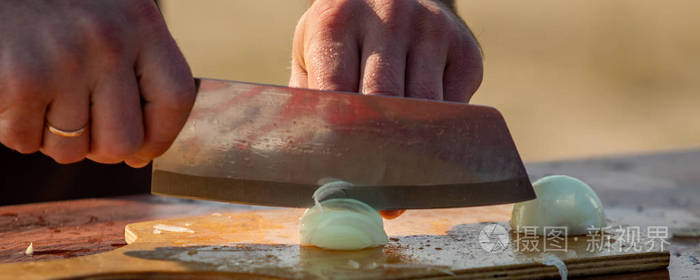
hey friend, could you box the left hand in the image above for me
[289,0,483,102]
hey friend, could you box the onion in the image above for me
[301,181,388,250]
[511,175,606,236]
[24,242,33,256]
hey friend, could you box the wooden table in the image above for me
[1,149,699,279]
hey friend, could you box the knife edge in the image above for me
[152,169,534,210]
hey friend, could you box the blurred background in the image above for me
[160,0,700,162]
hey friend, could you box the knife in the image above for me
[151,78,535,210]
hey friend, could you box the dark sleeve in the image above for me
[0,144,150,206]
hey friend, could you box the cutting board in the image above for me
[0,205,669,279]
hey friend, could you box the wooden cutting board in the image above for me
[0,205,668,279]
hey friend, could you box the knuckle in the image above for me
[362,55,403,95]
[140,45,196,110]
[419,24,449,44]
[50,151,86,164]
[1,129,40,154]
[416,6,452,42]
[407,82,440,100]
[311,0,357,31]
[79,16,129,62]
[304,46,358,91]
[315,72,357,92]
[43,28,88,76]
[93,133,143,160]
[129,0,165,25]
[110,135,143,158]
[370,0,410,32]
[363,77,402,96]
[51,46,87,77]
[448,31,483,69]
[428,12,452,31]
[417,0,446,17]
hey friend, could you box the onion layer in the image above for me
[300,198,388,250]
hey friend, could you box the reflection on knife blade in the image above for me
[152,79,535,209]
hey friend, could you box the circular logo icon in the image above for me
[479,224,509,252]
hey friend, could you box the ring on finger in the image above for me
[47,122,88,138]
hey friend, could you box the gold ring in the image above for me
[47,123,87,138]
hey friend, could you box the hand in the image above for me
[290,0,483,102]
[291,0,483,219]
[0,0,195,167]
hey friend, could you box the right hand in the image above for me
[0,0,195,167]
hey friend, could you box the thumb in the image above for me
[125,24,195,167]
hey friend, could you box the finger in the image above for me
[124,34,195,168]
[0,75,49,154]
[443,36,483,102]
[380,210,407,220]
[289,12,308,88]
[289,61,308,89]
[87,68,144,164]
[302,12,360,91]
[405,40,448,100]
[0,102,47,154]
[40,89,90,164]
[359,33,408,97]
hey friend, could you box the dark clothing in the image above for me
[0,144,150,206]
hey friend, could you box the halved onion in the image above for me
[511,175,606,236]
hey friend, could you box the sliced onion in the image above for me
[300,197,388,250]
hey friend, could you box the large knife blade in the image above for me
[152,78,534,210]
